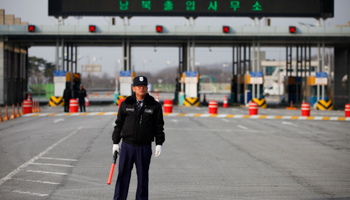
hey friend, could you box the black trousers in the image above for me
[114,142,152,200]
[79,100,85,112]
[64,99,70,112]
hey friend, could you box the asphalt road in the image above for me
[0,106,349,200]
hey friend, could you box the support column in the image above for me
[61,39,64,71]
[0,37,4,104]
[55,38,59,71]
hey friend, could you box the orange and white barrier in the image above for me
[156,94,159,102]
[223,95,228,108]
[345,104,350,117]
[163,99,173,113]
[69,99,79,113]
[249,101,258,115]
[208,101,218,114]
[301,103,310,117]
[23,100,32,114]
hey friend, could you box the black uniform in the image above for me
[113,93,165,146]
[77,88,86,112]
[62,87,72,112]
[112,93,165,200]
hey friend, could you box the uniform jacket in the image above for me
[63,88,72,100]
[77,89,86,101]
[112,93,165,146]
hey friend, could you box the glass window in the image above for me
[265,66,276,76]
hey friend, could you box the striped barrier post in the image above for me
[69,99,79,113]
[163,99,173,113]
[301,103,310,117]
[345,104,350,117]
[249,101,258,115]
[208,101,218,114]
[23,100,32,114]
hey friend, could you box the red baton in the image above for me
[107,151,118,185]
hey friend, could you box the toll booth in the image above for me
[117,71,135,105]
[284,76,302,104]
[306,76,328,107]
[183,71,200,107]
[231,75,245,104]
[244,72,264,103]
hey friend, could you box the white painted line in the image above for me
[314,116,323,120]
[185,113,196,117]
[40,157,78,161]
[171,119,178,124]
[87,112,98,116]
[30,163,74,167]
[282,121,297,127]
[249,115,259,119]
[233,115,244,118]
[167,113,179,117]
[217,114,228,118]
[54,118,64,123]
[200,114,210,117]
[330,117,339,121]
[54,113,65,116]
[282,116,292,119]
[103,112,116,115]
[222,119,230,123]
[10,178,60,185]
[266,116,276,119]
[0,127,82,186]
[12,190,49,197]
[238,125,248,130]
[298,116,307,120]
[26,170,68,176]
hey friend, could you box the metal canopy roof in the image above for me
[1,25,350,47]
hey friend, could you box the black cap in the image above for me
[133,76,148,86]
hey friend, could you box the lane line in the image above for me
[40,157,78,161]
[12,190,49,197]
[10,178,60,185]
[222,119,230,123]
[238,125,248,130]
[26,170,68,176]
[29,163,74,167]
[0,127,82,186]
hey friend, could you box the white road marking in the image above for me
[53,118,64,123]
[282,121,297,127]
[30,163,74,167]
[26,170,68,176]
[0,127,82,186]
[12,190,49,197]
[222,119,230,123]
[40,157,77,161]
[238,125,248,130]
[171,119,178,124]
[10,178,60,185]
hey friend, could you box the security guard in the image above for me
[112,76,165,200]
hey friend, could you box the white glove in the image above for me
[155,145,162,157]
[113,144,120,155]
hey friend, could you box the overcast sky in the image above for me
[2,0,350,76]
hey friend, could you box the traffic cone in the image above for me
[16,103,20,117]
[223,95,228,108]
[85,94,90,107]
[0,106,3,122]
[156,93,159,102]
[32,101,35,113]
[3,105,9,121]
[37,101,40,112]
[10,104,16,119]
[286,101,297,110]
[203,93,207,103]
[21,102,24,115]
